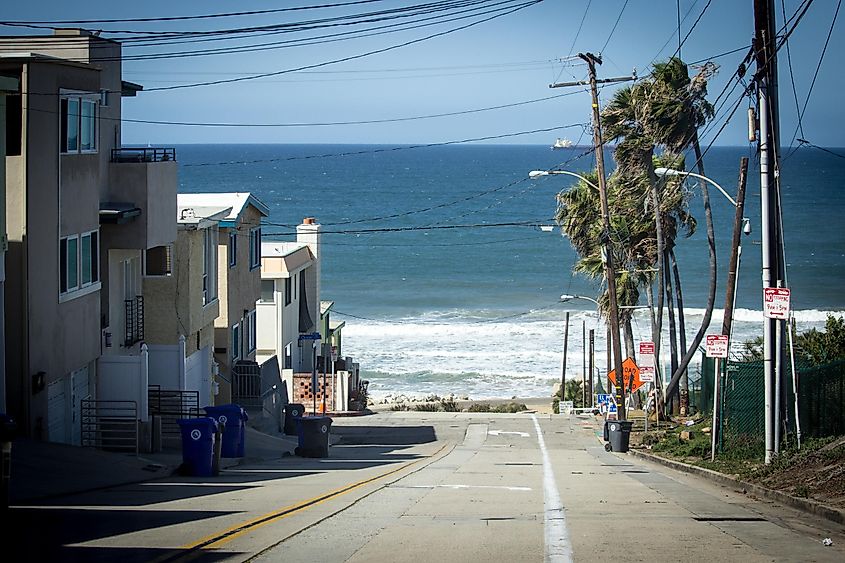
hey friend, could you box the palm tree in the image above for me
[599,57,715,412]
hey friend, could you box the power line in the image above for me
[261,219,553,236]
[566,0,592,58]
[599,0,628,55]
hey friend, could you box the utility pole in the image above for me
[549,56,634,418]
[712,157,749,462]
[581,320,586,406]
[754,0,784,465]
[561,311,570,406]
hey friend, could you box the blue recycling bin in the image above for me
[177,417,217,477]
[204,404,248,458]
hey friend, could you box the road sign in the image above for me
[607,357,645,393]
[639,341,655,356]
[763,287,791,319]
[705,334,729,358]
[298,332,322,341]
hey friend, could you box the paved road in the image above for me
[10,413,845,562]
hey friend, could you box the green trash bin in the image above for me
[607,420,633,453]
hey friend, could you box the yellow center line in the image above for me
[155,442,451,562]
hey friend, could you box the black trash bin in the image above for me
[606,420,633,453]
[294,416,332,458]
[284,403,305,436]
[0,414,16,511]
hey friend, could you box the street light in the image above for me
[529,170,599,190]
[654,165,752,462]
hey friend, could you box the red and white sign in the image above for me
[638,341,655,382]
[764,287,791,319]
[705,334,729,358]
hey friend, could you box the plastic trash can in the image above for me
[606,420,633,453]
[177,417,217,477]
[284,403,305,436]
[0,414,15,511]
[204,404,248,457]
[294,416,332,458]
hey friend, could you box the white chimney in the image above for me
[296,217,321,329]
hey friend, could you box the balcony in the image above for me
[103,147,177,250]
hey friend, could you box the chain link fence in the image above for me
[718,358,845,452]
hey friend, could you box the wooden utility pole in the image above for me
[561,311,570,405]
[549,55,634,419]
[722,157,749,340]
[579,52,626,420]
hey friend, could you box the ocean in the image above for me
[177,144,845,400]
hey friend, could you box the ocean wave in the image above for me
[342,307,840,399]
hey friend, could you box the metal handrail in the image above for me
[111,147,176,163]
[81,399,139,456]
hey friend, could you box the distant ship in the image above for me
[552,138,574,149]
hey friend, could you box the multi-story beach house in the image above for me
[257,218,360,412]
[256,219,322,373]
[1,30,177,443]
[177,193,268,404]
[143,199,232,409]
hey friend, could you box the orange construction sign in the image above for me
[607,357,645,393]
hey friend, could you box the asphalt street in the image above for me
[8,413,845,562]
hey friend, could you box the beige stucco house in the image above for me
[177,193,268,404]
[1,30,176,442]
[143,201,231,408]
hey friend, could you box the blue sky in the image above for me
[3,1,842,147]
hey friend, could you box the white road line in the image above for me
[531,413,573,563]
[488,430,530,437]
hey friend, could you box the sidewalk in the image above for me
[9,426,299,504]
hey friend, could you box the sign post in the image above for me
[705,334,729,461]
[638,342,655,432]
[607,358,643,417]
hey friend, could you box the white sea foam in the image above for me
[345,308,842,400]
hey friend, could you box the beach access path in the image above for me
[7,412,845,562]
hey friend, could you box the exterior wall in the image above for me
[144,227,219,346]
[105,161,177,249]
[2,59,104,436]
[214,206,262,390]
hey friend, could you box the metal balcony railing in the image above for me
[124,295,144,347]
[111,147,176,163]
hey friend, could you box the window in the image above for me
[231,323,241,361]
[284,342,292,370]
[80,231,98,285]
[284,277,292,306]
[145,245,172,276]
[60,231,99,295]
[249,227,261,270]
[60,94,97,154]
[228,231,237,268]
[260,280,274,303]
[203,226,218,305]
[247,309,257,354]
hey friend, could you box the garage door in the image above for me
[47,378,68,444]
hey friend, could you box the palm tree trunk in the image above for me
[664,250,680,414]
[670,247,689,414]
[649,175,665,406]
[664,137,718,403]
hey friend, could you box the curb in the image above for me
[627,448,845,526]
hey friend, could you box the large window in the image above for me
[203,226,218,305]
[246,309,257,354]
[231,323,241,361]
[249,227,261,270]
[61,95,97,154]
[228,231,237,268]
[60,231,99,295]
[284,277,292,306]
